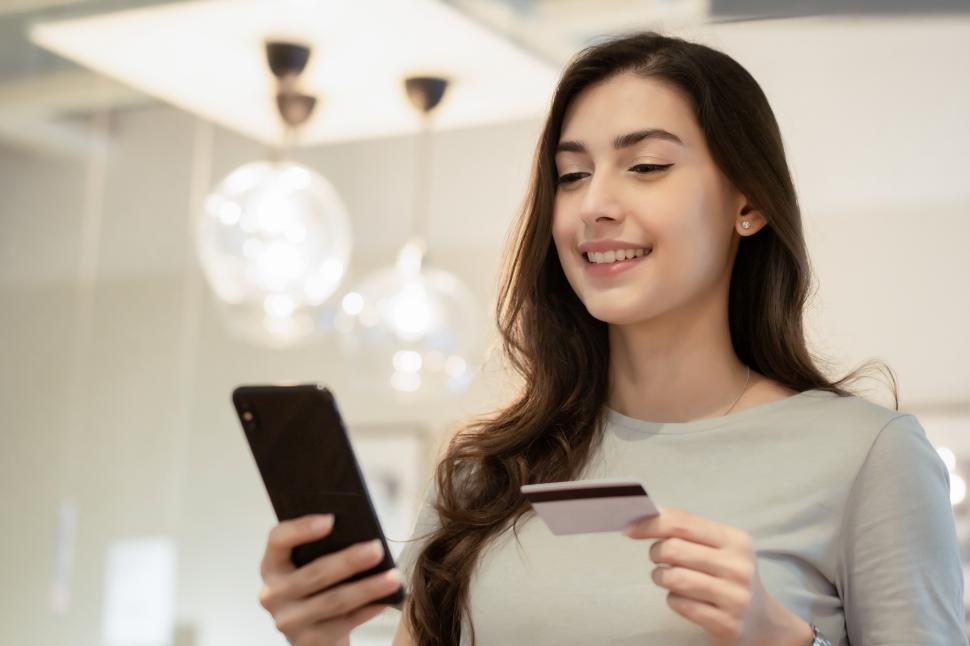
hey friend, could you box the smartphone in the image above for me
[232,383,406,605]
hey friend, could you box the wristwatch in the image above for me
[808,623,832,646]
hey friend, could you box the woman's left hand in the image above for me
[623,507,814,646]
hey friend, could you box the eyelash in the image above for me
[557,163,673,185]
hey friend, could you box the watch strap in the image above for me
[809,622,832,646]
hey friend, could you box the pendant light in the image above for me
[196,41,352,347]
[336,75,485,400]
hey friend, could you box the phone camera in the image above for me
[240,406,259,432]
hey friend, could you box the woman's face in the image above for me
[551,71,754,326]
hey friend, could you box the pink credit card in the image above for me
[521,479,663,535]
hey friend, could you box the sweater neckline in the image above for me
[605,388,833,434]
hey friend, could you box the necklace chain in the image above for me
[722,365,751,417]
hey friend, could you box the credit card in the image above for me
[520,479,662,535]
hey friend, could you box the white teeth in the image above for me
[586,248,651,264]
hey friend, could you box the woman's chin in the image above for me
[584,301,655,326]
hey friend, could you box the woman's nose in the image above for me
[579,173,625,225]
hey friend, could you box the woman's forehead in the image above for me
[559,73,697,149]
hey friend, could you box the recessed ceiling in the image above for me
[29,0,561,147]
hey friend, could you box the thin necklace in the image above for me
[722,365,751,416]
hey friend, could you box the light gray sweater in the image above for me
[394,390,966,645]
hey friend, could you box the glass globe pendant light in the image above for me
[196,41,352,347]
[336,76,485,400]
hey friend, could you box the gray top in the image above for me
[394,390,966,645]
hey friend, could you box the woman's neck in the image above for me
[606,295,753,424]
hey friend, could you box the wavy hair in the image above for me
[404,30,896,645]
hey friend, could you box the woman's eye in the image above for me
[557,172,588,185]
[557,164,673,185]
[630,163,673,174]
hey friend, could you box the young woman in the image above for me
[256,31,965,646]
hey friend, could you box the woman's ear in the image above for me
[736,203,768,236]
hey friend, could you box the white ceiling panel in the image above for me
[29,0,560,146]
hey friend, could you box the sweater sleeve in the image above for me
[836,413,967,645]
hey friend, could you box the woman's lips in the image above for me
[583,251,650,278]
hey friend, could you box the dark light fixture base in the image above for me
[404,76,450,115]
[264,40,318,132]
[265,41,312,79]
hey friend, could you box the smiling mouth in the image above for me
[582,248,652,264]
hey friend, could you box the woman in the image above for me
[257,31,965,646]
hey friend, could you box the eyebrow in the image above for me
[555,128,684,155]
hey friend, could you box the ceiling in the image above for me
[2,0,970,155]
[26,0,563,147]
[442,0,970,63]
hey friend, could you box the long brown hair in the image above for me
[405,30,897,645]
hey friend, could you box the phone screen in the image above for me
[233,383,405,604]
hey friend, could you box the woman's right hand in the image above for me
[258,514,403,646]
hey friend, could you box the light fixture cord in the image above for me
[270,126,298,164]
[411,113,433,247]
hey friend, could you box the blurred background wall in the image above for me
[1,1,968,644]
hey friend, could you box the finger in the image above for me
[343,603,389,630]
[624,507,742,550]
[274,569,403,634]
[649,537,755,585]
[260,539,384,612]
[665,591,743,641]
[297,603,388,646]
[261,515,335,579]
[286,539,386,600]
[652,566,749,616]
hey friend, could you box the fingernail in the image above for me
[312,515,334,531]
[384,568,401,583]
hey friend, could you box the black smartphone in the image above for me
[232,383,406,605]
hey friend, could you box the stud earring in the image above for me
[741,220,752,230]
